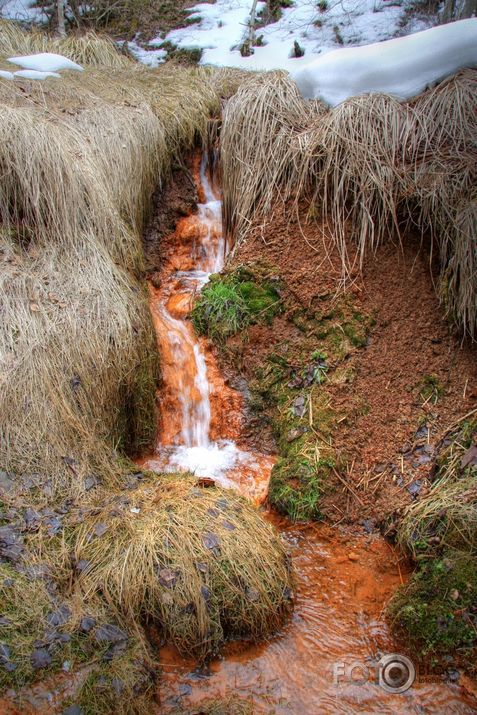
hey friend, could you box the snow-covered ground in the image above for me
[149,0,436,72]
[292,18,477,104]
[0,0,48,23]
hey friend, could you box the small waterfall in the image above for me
[138,151,274,503]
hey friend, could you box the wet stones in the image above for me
[0,525,24,563]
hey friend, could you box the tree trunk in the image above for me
[57,0,66,37]
[461,0,477,17]
[248,0,259,45]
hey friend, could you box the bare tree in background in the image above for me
[57,0,66,36]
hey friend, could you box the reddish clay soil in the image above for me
[228,203,477,527]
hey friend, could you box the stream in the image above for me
[139,154,477,714]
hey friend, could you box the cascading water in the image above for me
[138,154,274,502]
[137,151,477,714]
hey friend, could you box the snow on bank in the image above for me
[8,52,84,72]
[0,53,84,81]
[292,18,477,105]
[155,0,434,72]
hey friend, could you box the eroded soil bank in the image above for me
[141,156,477,713]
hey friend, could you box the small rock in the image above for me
[94,624,128,644]
[195,562,208,574]
[46,604,71,627]
[31,648,52,669]
[102,640,127,662]
[93,522,108,538]
[43,515,62,536]
[200,585,211,602]
[362,519,374,534]
[158,568,179,588]
[221,519,236,531]
[24,508,41,530]
[286,428,305,443]
[215,498,228,511]
[63,706,83,715]
[450,589,460,601]
[292,395,306,418]
[84,475,100,491]
[62,660,71,672]
[0,471,15,496]
[202,532,220,551]
[112,677,124,695]
[446,668,460,683]
[0,617,11,626]
[178,683,192,697]
[407,480,422,497]
[245,587,260,602]
[75,559,90,573]
[0,526,24,563]
[348,553,359,562]
[206,508,219,518]
[461,445,477,469]
[80,616,96,633]
[123,474,139,490]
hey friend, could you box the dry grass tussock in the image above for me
[0,20,132,68]
[74,476,293,661]
[398,418,477,557]
[221,70,477,338]
[0,30,246,495]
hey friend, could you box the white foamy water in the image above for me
[141,152,274,497]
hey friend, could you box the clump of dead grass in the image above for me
[74,476,293,661]
[398,418,477,557]
[0,41,245,494]
[0,20,133,68]
[221,70,477,337]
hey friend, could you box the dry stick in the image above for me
[332,467,366,507]
[444,407,477,435]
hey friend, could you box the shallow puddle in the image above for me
[159,518,477,714]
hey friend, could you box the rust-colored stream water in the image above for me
[139,155,477,714]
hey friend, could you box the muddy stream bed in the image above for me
[137,155,477,714]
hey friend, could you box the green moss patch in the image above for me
[389,553,477,668]
[389,419,477,672]
[192,264,283,343]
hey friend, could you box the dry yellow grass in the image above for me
[0,29,245,495]
[74,476,293,660]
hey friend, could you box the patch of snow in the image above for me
[0,70,15,80]
[292,18,477,105]
[13,69,61,79]
[8,53,84,72]
[147,0,439,72]
[126,40,166,67]
[1,0,48,23]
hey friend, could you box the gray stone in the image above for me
[80,616,96,633]
[0,471,15,495]
[46,604,71,627]
[31,648,52,669]
[94,624,128,644]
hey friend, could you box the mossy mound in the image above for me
[192,264,283,344]
[389,552,477,667]
[74,475,293,661]
[389,419,477,672]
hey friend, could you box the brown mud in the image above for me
[229,202,477,527]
